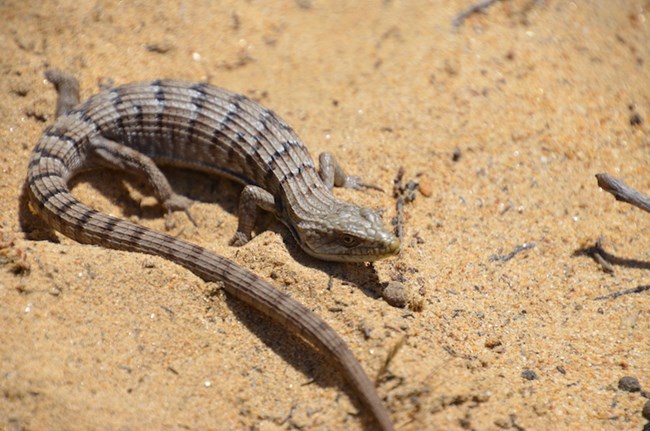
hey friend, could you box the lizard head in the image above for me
[294,204,400,262]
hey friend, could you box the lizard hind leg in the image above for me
[318,152,383,192]
[87,136,197,229]
[45,69,81,118]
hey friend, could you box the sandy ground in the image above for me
[1,1,649,430]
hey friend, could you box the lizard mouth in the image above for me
[304,236,401,263]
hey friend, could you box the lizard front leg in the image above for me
[229,185,276,246]
[88,136,196,228]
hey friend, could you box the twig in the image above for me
[591,249,615,274]
[588,237,615,274]
[490,242,536,262]
[594,285,650,300]
[596,173,650,213]
[452,0,500,29]
[376,336,407,384]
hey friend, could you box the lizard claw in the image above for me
[229,231,251,247]
[162,194,197,228]
[344,176,384,193]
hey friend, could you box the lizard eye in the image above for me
[341,234,359,248]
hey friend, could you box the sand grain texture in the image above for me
[1,1,649,430]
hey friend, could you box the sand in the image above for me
[1,1,648,430]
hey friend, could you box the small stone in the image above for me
[630,113,643,126]
[618,376,641,392]
[484,337,502,349]
[382,281,409,308]
[452,146,462,161]
[522,369,538,381]
[418,176,433,197]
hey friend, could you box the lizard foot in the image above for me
[343,176,385,192]
[229,231,252,247]
[162,194,197,230]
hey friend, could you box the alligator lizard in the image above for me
[26,70,400,431]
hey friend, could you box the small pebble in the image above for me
[418,176,432,197]
[484,337,502,349]
[452,146,462,161]
[619,376,641,392]
[521,369,538,381]
[630,112,643,126]
[382,281,409,308]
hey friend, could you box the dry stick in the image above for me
[596,173,650,213]
[376,336,407,385]
[591,245,615,274]
[594,285,650,301]
[592,237,615,274]
[593,174,650,298]
[452,0,500,29]
[490,242,536,262]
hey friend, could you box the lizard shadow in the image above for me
[573,240,650,270]
[50,166,387,299]
[224,293,382,430]
[19,166,389,429]
[153,168,389,303]
[20,166,387,300]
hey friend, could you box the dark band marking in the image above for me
[210,127,227,147]
[68,107,97,127]
[279,162,313,185]
[57,198,77,214]
[133,103,144,131]
[219,94,244,132]
[188,84,210,141]
[27,158,39,170]
[77,210,93,227]
[264,164,276,185]
[153,83,165,130]
[231,94,248,104]
[44,130,77,148]
[268,140,301,168]
[41,186,68,203]
[219,110,237,131]
[258,109,274,131]
[110,88,125,132]
[35,142,71,170]
[277,117,293,133]
[188,243,206,259]
[127,224,147,244]
[154,111,164,131]
[29,171,63,183]
[102,216,120,233]
[250,132,262,151]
